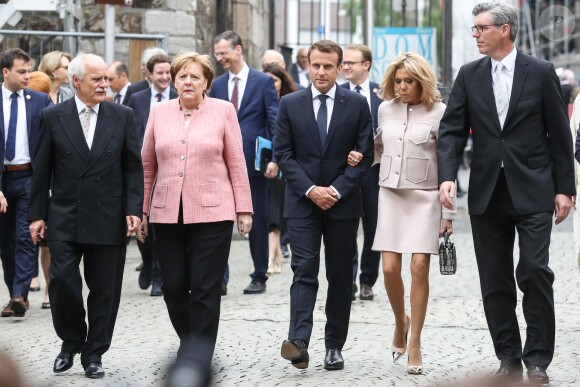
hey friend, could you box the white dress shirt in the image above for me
[297,65,310,88]
[228,64,250,111]
[2,85,29,165]
[491,46,517,102]
[306,84,341,199]
[74,96,100,149]
[349,79,371,108]
[150,86,171,108]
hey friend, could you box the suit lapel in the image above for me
[302,87,324,153]
[325,85,346,154]
[370,82,381,132]
[82,101,115,174]
[24,89,32,137]
[479,57,503,132]
[503,53,529,131]
[238,69,256,116]
[59,99,90,159]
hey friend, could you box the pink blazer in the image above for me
[142,97,253,224]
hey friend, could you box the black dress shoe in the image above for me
[281,339,309,369]
[243,280,266,294]
[492,362,523,382]
[85,362,105,379]
[138,265,152,290]
[359,283,374,301]
[53,352,76,373]
[281,244,290,259]
[150,282,163,297]
[324,348,344,370]
[527,365,549,385]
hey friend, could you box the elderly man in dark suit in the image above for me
[0,48,52,318]
[28,53,143,379]
[340,43,382,302]
[276,40,373,371]
[210,30,279,295]
[437,2,574,385]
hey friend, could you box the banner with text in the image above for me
[372,27,437,83]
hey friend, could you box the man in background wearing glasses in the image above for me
[340,44,382,302]
[437,2,574,385]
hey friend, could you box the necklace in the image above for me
[179,102,198,117]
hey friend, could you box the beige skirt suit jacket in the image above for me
[372,98,455,254]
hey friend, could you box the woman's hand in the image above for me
[347,151,363,167]
[439,219,453,238]
[137,215,148,243]
[237,213,253,236]
[0,191,7,213]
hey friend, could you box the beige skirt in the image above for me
[372,187,441,255]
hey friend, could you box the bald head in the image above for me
[261,50,285,69]
[108,60,129,93]
[296,47,308,69]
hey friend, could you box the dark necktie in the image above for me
[231,76,239,113]
[317,95,328,146]
[5,93,19,161]
[354,85,362,94]
[156,93,162,103]
[114,93,122,103]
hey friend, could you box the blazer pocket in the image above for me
[201,184,221,207]
[152,185,167,208]
[405,157,430,184]
[379,155,392,181]
[408,122,433,145]
[528,155,550,169]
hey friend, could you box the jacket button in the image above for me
[107,151,112,156]
[77,201,83,206]
[181,140,186,144]
[180,156,185,160]
[96,178,101,182]
[178,172,183,177]
[78,178,83,182]
[322,158,326,162]
[96,201,101,207]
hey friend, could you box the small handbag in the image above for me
[439,231,457,275]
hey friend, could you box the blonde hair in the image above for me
[38,51,72,79]
[380,52,441,110]
[170,52,214,94]
[28,71,51,94]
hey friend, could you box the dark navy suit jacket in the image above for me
[0,88,52,190]
[209,68,279,177]
[340,81,381,133]
[275,85,374,220]
[127,87,178,144]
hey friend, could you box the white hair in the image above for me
[141,47,167,65]
[68,53,106,86]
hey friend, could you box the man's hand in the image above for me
[308,186,338,210]
[347,150,363,167]
[126,215,141,237]
[0,191,7,213]
[554,194,573,225]
[264,162,279,179]
[237,212,253,236]
[137,215,148,243]
[29,219,46,245]
[439,181,456,210]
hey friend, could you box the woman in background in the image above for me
[262,64,296,273]
[27,71,53,309]
[38,51,73,104]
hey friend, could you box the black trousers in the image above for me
[154,219,233,363]
[352,164,381,286]
[137,223,162,285]
[287,213,358,349]
[48,241,126,366]
[470,171,554,369]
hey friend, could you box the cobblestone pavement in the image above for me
[1,170,579,386]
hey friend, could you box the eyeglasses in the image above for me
[342,61,366,67]
[470,24,502,34]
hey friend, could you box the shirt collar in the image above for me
[150,85,170,99]
[74,95,100,115]
[349,78,370,92]
[311,83,337,101]
[491,45,517,72]
[229,63,250,82]
[2,84,24,99]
